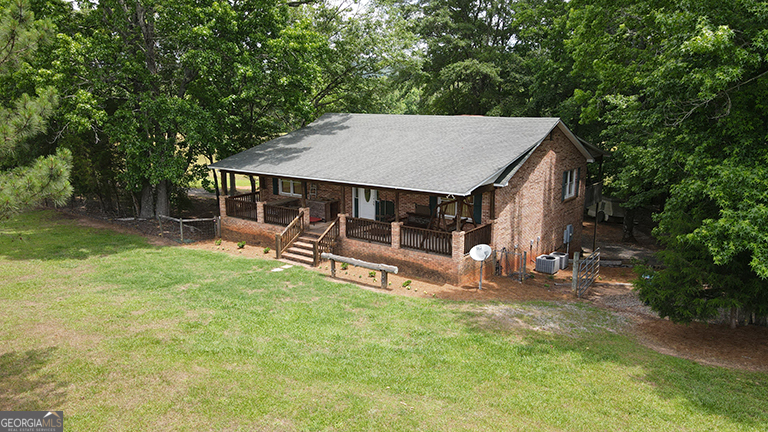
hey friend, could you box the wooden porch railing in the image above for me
[400,225,452,256]
[464,223,492,254]
[276,210,305,259]
[313,217,340,266]
[346,217,391,245]
[224,192,260,221]
[264,204,299,226]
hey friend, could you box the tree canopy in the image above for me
[0,0,71,220]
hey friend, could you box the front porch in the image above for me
[219,185,494,285]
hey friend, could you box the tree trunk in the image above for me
[139,183,155,219]
[155,179,170,216]
[622,208,636,242]
[729,307,738,329]
[229,172,238,195]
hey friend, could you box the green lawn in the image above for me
[1,210,766,431]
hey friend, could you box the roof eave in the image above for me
[207,166,475,197]
[556,121,595,163]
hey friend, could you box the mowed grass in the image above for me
[1,211,766,431]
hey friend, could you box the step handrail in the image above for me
[276,210,305,259]
[312,217,340,266]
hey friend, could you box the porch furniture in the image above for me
[307,199,339,222]
[271,197,301,207]
[405,204,433,228]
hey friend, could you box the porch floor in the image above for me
[306,220,332,234]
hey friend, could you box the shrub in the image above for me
[263,247,270,254]
[402,280,411,287]
[214,239,222,246]
[237,241,246,249]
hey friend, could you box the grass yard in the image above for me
[1,210,766,431]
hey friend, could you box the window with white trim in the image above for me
[279,178,303,197]
[438,196,474,219]
[563,169,577,200]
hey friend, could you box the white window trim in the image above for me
[564,169,577,199]
[278,178,302,197]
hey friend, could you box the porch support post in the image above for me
[395,190,400,222]
[301,207,311,227]
[340,185,346,215]
[258,176,265,200]
[452,230,464,260]
[338,214,347,239]
[490,189,496,219]
[391,222,402,249]
[455,197,464,231]
[257,201,265,222]
[221,170,228,196]
[300,180,307,208]
[249,176,256,195]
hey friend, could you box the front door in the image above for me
[355,188,377,220]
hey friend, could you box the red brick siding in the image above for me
[492,127,585,262]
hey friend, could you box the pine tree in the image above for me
[0,0,71,220]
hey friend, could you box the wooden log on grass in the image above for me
[321,252,398,289]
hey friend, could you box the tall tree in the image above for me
[567,0,768,324]
[407,0,575,118]
[0,0,71,220]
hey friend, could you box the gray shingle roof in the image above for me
[209,113,592,196]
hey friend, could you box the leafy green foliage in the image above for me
[566,0,768,320]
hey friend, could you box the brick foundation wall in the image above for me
[219,200,284,248]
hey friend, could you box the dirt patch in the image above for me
[584,280,768,372]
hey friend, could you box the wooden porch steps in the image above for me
[281,232,320,266]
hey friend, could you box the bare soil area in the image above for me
[56,200,768,373]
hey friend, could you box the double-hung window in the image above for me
[562,168,579,200]
[279,178,303,197]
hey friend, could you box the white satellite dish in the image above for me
[469,244,492,290]
[469,244,492,262]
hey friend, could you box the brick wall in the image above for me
[492,127,586,263]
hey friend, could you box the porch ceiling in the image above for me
[209,114,590,196]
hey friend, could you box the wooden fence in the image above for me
[400,225,452,256]
[264,204,299,226]
[346,217,391,245]
[464,223,492,254]
[224,192,259,221]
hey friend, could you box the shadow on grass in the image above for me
[0,347,69,411]
[0,210,153,261]
[458,304,768,429]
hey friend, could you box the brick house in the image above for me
[209,113,594,286]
